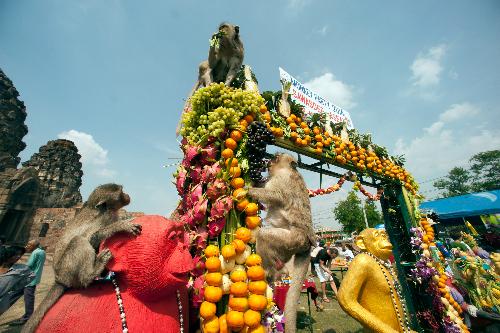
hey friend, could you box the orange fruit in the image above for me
[239,119,248,130]
[200,301,217,319]
[203,316,220,333]
[206,272,223,286]
[232,239,246,254]
[231,177,245,189]
[225,138,238,150]
[226,310,245,331]
[226,158,239,167]
[206,257,221,272]
[290,132,298,139]
[248,325,265,333]
[259,105,268,114]
[236,198,249,211]
[219,314,228,333]
[229,166,242,178]
[233,188,247,200]
[248,281,267,295]
[245,202,258,216]
[248,294,267,311]
[222,244,236,259]
[245,254,262,267]
[315,148,323,154]
[231,130,243,142]
[245,216,261,229]
[205,245,220,258]
[303,128,310,135]
[222,148,234,159]
[244,114,254,123]
[247,266,265,281]
[230,269,247,283]
[230,281,248,297]
[229,297,249,312]
[236,227,252,243]
[289,123,297,131]
[244,309,261,328]
[204,286,223,303]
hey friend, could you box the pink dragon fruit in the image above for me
[210,196,233,220]
[182,145,200,167]
[208,217,226,237]
[175,167,187,196]
[206,178,228,200]
[187,184,203,207]
[201,162,221,184]
[191,275,205,307]
[192,255,205,276]
[194,226,208,252]
[190,165,203,184]
[200,144,217,164]
[192,198,208,225]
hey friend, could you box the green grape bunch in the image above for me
[180,83,264,145]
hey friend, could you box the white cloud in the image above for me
[315,25,328,36]
[58,129,116,178]
[394,103,500,188]
[288,0,310,9]
[410,44,447,88]
[304,72,356,109]
[439,102,478,122]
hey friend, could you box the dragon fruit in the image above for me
[182,145,200,167]
[175,167,187,196]
[192,255,205,276]
[210,196,233,221]
[187,184,203,207]
[208,217,226,237]
[190,165,203,184]
[200,144,217,164]
[206,178,228,200]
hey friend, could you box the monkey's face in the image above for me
[217,22,239,40]
[268,153,297,177]
[357,229,393,261]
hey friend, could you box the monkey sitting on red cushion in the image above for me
[35,215,193,333]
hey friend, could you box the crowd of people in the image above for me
[0,236,46,325]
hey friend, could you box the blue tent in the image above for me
[420,190,500,219]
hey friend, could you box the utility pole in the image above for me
[362,200,369,229]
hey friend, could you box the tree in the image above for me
[364,200,383,227]
[469,150,500,192]
[333,190,365,233]
[433,167,471,198]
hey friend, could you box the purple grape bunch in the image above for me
[247,121,275,184]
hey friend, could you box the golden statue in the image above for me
[338,228,412,333]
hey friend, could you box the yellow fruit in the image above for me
[226,310,245,331]
[248,281,267,295]
[204,286,223,303]
[230,281,248,297]
[205,272,223,286]
[231,130,243,142]
[231,177,245,189]
[245,202,258,216]
[233,188,247,200]
[222,148,234,159]
[236,227,252,243]
[247,266,265,281]
[244,114,254,123]
[245,254,262,267]
[236,198,249,211]
[248,294,267,311]
[229,297,249,312]
[221,244,236,259]
[205,257,221,272]
[244,309,261,328]
[248,325,265,333]
[203,316,220,333]
[205,245,220,258]
[200,301,217,319]
[226,158,239,167]
[245,216,261,229]
[225,138,238,150]
[219,314,228,333]
[232,239,246,254]
[230,269,248,283]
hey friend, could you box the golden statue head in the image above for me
[355,228,393,261]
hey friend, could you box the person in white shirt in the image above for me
[337,242,354,261]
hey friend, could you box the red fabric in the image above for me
[36,215,194,333]
[273,280,318,311]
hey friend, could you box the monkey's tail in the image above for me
[21,283,65,333]
[283,251,310,333]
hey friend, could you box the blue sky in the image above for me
[1,1,499,229]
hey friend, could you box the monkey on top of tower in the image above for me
[248,153,315,333]
[21,184,142,333]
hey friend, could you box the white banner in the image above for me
[279,67,354,129]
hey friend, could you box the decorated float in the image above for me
[172,23,497,333]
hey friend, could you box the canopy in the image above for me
[420,190,500,220]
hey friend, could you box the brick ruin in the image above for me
[23,139,83,208]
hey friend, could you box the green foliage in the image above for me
[469,149,500,192]
[364,200,383,227]
[260,90,304,118]
[333,191,365,233]
[433,167,471,198]
[433,149,500,198]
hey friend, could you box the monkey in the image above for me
[176,22,244,136]
[21,184,141,333]
[247,153,315,333]
[337,228,414,333]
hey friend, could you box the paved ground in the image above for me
[0,257,362,332]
